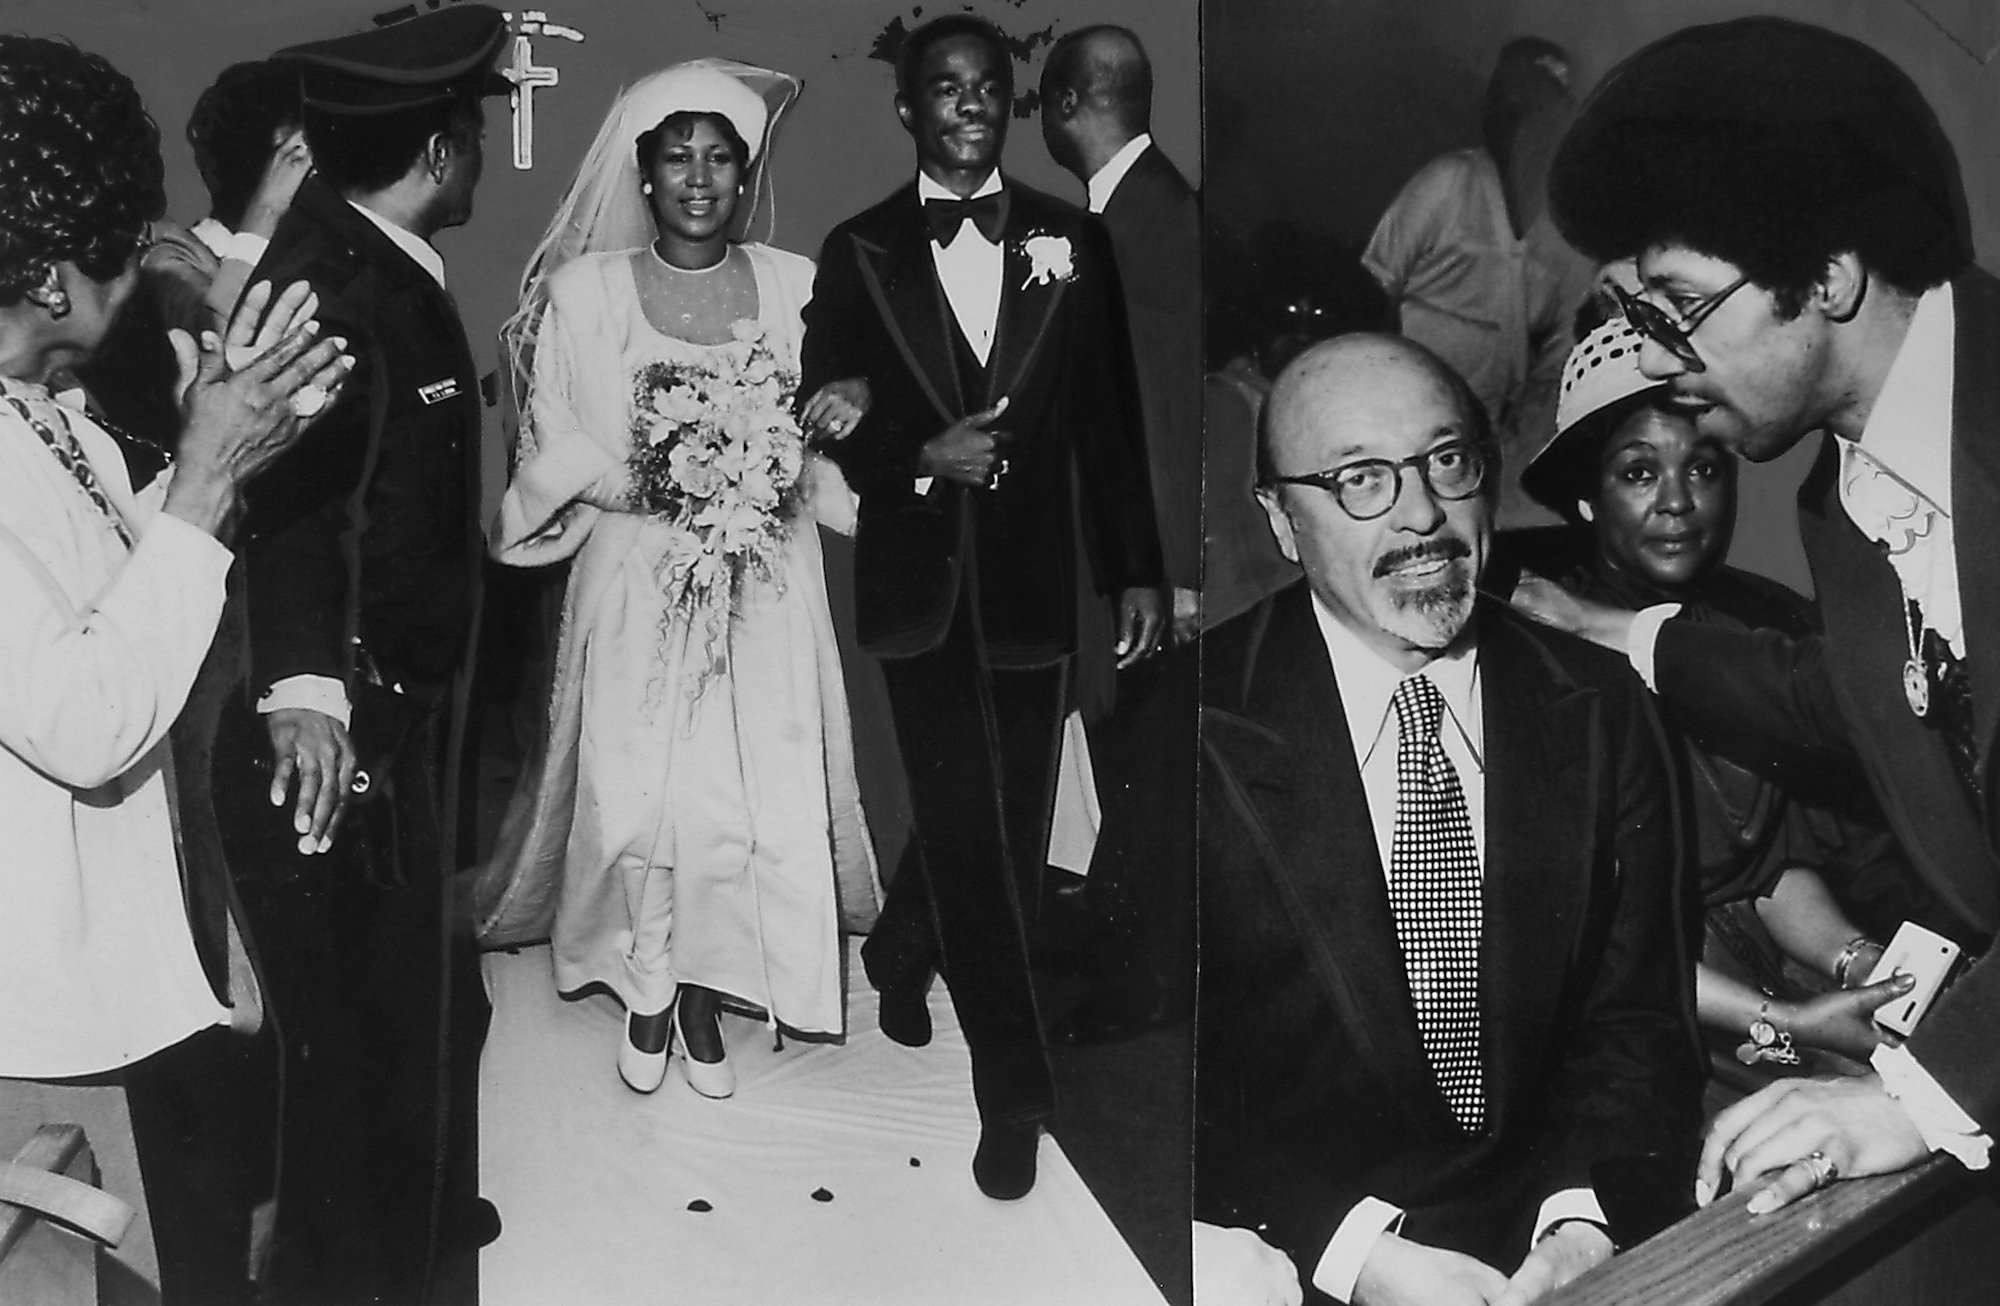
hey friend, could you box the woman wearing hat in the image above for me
[1518,319,1929,1073]
[477,60,880,1097]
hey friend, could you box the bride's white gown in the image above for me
[476,243,878,1037]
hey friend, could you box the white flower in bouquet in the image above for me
[651,382,705,426]
[667,439,723,499]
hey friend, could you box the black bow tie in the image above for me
[924,191,1008,247]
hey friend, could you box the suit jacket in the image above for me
[1654,264,2000,1125]
[800,177,1161,661]
[1196,583,1703,1278]
[1100,144,1202,591]
[240,178,482,697]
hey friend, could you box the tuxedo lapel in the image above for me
[1475,610,1596,1125]
[986,192,1069,406]
[1207,588,1457,1134]
[851,189,963,428]
[1951,269,2000,792]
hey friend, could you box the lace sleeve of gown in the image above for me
[491,255,636,566]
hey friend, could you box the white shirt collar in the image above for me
[346,200,447,290]
[916,169,1004,204]
[1850,281,1954,512]
[1086,133,1152,214]
[1310,590,1482,773]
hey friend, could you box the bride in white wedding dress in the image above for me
[476,59,879,1098]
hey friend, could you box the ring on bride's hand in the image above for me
[1800,1150,1839,1189]
[290,383,330,418]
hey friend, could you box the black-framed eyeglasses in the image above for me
[1609,275,1749,372]
[1266,439,1487,521]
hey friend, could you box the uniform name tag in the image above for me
[418,378,463,405]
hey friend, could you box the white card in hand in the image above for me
[1865,920,1961,1036]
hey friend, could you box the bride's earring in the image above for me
[642,182,654,195]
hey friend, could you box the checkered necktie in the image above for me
[1388,674,1484,1131]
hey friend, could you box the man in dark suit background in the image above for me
[1040,24,1200,639]
[1037,24,1202,1048]
[211,8,502,1299]
[1194,334,1701,1305]
[800,13,1165,1201]
[1535,17,2000,1220]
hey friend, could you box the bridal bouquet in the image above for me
[627,320,806,682]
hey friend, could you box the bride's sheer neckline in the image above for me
[625,243,762,347]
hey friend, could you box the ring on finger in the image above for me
[1801,1150,1839,1189]
[290,383,330,418]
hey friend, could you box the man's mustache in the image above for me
[1374,538,1470,578]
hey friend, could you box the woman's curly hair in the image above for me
[0,35,165,306]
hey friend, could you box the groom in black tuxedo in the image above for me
[800,13,1165,1200]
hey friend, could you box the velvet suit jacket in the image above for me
[800,177,1162,661]
[1100,144,1202,592]
[1196,584,1703,1279]
[240,178,483,696]
[1654,264,2000,1127]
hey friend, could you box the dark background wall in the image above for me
[1204,0,2000,595]
[17,0,1200,508]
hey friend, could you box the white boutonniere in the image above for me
[1020,232,1076,288]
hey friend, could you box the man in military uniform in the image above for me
[213,8,505,1300]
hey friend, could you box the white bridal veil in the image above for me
[500,57,802,424]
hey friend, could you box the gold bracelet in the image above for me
[1833,935,1877,989]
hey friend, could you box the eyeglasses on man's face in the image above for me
[1267,439,1488,521]
[1609,275,1750,372]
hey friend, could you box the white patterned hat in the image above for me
[1520,317,1668,515]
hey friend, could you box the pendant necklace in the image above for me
[1902,598,1931,718]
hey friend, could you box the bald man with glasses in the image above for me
[1192,334,1700,1306]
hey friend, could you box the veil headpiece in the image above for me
[501,57,800,424]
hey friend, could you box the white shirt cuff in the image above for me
[222,230,270,267]
[1873,1043,1993,1170]
[257,674,351,728]
[914,476,935,495]
[1626,603,1682,693]
[1533,1187,1608,1251]
[1312,1196,1404,1303]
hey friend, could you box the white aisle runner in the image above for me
[479,941,1165,1306]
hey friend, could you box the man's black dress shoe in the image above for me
[972,1121,1040,1201]
[877,984,932,1047]
[439,1197,502,1251]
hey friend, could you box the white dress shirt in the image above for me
[1086,133,1152,215]
[1627,281,1988,1171]
[918,169,1003,365]
[257,201,450,727]
[1306,596,1601,1300]
[191,216,270,269]
[1838,284,1985,1168]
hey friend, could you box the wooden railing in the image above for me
[0,1124,90,1267]
[1544,1156,1974,1304]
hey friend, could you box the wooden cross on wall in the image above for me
[502,10,585,169]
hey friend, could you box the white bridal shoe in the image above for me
[674,999,735,1099]
[618,1010,670,1094]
